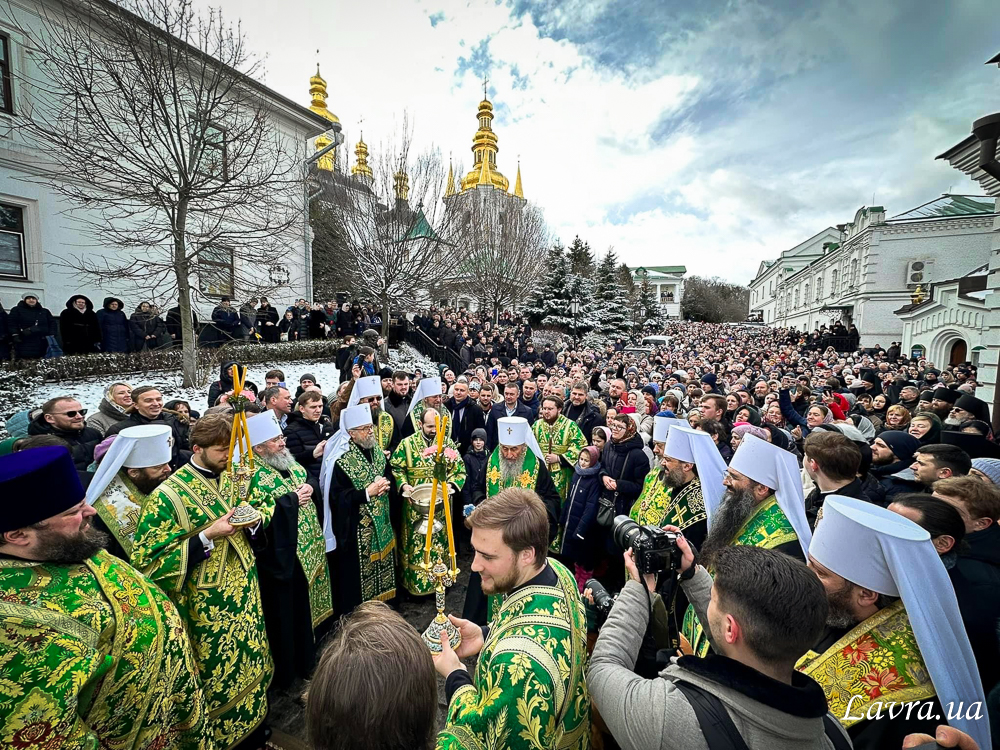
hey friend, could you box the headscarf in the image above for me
[733,404,762,426]
[593,426,611,445]
[611,415,637,443]
[732,423,768,441]
[909,412,942,445]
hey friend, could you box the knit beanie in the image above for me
[971,458,1000,486]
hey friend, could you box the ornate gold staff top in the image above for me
[226,364,262,528]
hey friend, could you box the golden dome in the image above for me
[309,64,340,125]
[458,96,509,193]
[351,134,373,180]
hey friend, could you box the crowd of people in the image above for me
[1,308,998,750]
[0,293,393,358]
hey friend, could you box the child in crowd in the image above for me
[559,446,602,592]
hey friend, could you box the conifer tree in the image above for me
[593,249,631,337]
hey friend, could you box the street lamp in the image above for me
[570,297,581,349]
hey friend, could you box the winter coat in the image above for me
[952,524,1000,692]
[207,361,257,409]
[129,306,169,351]
[27,413,103,471]
[86,397,131,437]
[59,296,102,355]
[446,396,487,456]
[309,309,327,339]
[462,449,488,506]
[599,433,649,517]
[8,299,57,359]
[255,304,280,343]
[564,401,605,445]
[211,305,241,339]
[96,298,131,353]
[165,305,198,346]
[559,463,602,566]
[105,411,189,466]
[283,411,335,480]
[278,316,298,341]
[291,306,311,340]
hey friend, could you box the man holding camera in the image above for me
[589,530,851,749]
[434,488,591,750]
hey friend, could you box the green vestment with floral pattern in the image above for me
[533,415,586,552]
[130,463,275,750]
[681,495,798,657]
[251,461,334,628]
[0,549,213,750]
[390,432,467,595]
[796,600,934,730]
[437,559,591,750]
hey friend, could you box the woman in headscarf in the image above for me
[733,404,762,426]
[626,389,654,446]
[599,414,649,519]
[730,423,769,453]
[908,412,942,445]
[870,393,889,423]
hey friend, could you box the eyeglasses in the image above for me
[53,409,88,417]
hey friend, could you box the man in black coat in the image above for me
[255,297,280,343]
[486,381,535,451]
[105,386,190,467]
[27,396,103,470]
[564,380,604,445]
[446,379,486,456]
[58,295,102,355]
[165,303,198,348]
[8,293,56,359]
[210,296,240,343]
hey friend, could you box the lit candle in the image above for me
[442,477,456,574]
[424,477,437,567]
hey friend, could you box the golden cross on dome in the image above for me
[483,74,489,98]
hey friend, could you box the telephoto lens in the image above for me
[584,578,615,615]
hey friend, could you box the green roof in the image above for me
[404,208,441,242]
[631,265,687,275]
[891,195,995,221]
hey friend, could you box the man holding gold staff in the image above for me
[328,402,397,614]
[131,411,276,750]
[390,407,467,596]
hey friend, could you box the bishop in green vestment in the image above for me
[390,408,466,595]
[131,415,276,750]
[0,446,213,750]
[434,489,591,750]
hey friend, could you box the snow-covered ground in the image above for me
[3,344,442,431]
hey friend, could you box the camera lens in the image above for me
[611,515,642,552]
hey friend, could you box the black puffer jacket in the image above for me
[8,299,57,358]
[599,433,649,516]
[59,295,102,355]
[283,411,335,480]
[96,297,130,353]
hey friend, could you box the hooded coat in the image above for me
[8,298,57,358]
[96,297,131,353]
[129,304,169,351]
[59,295,102,355]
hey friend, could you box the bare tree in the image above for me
[450,195,548,323]
[4,0,315,385]
[320,119,462,341]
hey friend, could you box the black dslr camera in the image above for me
[612,515,682,576]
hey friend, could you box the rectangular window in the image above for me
[198,244,233,297]
[0,34,12,114]
[0,202,26,278]
[192,114,228,181]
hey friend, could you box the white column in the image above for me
[978,200,1000,427]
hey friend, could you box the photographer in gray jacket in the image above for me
[588,534,851,750]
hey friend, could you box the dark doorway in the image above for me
[949,339,967,366]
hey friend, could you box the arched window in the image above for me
[831,269,839,296]
[850,258,858,287]
[804,282,810,305]
[816,275,823,301]
[794,288,800,308]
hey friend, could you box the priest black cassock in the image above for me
[246,409,333,691]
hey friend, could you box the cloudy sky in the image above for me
[219,0,999,283]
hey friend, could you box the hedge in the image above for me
[1,339,346,383]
